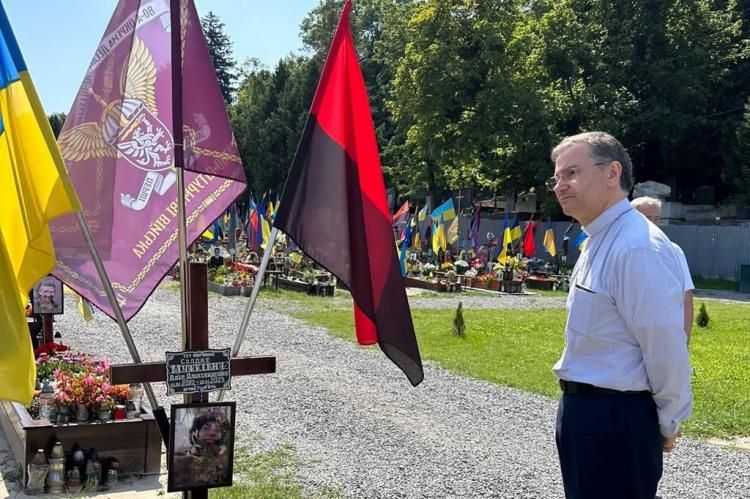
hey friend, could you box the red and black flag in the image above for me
[273,0,423,386]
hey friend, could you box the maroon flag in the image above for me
[50,0,245,320]
[273,0,423,386]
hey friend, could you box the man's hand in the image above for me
[662,431,681,452]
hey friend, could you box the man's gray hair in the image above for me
[630,196,662,210]
[551,131,634,193]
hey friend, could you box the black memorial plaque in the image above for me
[166,349,231,395]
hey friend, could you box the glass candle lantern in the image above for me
[46,442,66,494]
[25,449,48,495]
[127,383,144,413]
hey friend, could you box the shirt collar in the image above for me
[582,197,631,238]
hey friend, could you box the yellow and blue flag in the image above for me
[543,218,556,256]
[431,198,456,221]
[573,229,588,252]
[0,3,80,404]
[510,215,522,242]
[432,216,447,254]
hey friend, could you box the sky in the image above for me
[3,0,321,113]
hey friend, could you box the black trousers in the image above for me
[556,392,663,499]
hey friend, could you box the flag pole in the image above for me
[171,0,190,356]
[217,227,278,402]
[74,212,159,410]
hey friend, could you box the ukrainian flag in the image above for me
[573,229,589,252]
[432,216,447,254]
[543,218,556,256]
[510,215,522,242]
[0,4,80,404]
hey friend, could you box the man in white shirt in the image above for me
[547,132,692,499]
[631,196,695,343]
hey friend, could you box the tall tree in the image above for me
[517,0,746,201]
[47,112,66,138]
[201,11,237,103]
[300,0,417,195]
[390,0,537,199]
[231,56,321,195]
[725,97,750,204]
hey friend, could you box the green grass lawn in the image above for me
[692,275,739,291]
[292,299,750,439]
[211,444,341,498]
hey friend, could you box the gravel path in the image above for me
[53,284,750,498]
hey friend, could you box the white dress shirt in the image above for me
[553,198,692,437]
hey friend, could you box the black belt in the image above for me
[559,379,650,396]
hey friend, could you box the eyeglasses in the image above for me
[545,162,610,191]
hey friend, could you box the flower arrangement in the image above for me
[464,268,478,278]
[208,267,253,287]
[34,351,128,420]
[34,340,69,358]
[453,259,469,275]
[440,262,454,270]
[422,262,437,277]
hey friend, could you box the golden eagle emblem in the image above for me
[58,36,168,171]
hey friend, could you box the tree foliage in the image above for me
[201,11,237,104]
[47,112,67,139]
[229,0,750,213]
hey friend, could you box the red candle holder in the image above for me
[113,405,126,420]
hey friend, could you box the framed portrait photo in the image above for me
[31,275,64,315]
[168,401,236,492]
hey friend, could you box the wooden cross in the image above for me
[109,262,275,499]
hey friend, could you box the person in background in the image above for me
[631,196,694,343]
[208,247,224,268]
[548,131,692,499]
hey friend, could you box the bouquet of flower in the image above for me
[34,341,69,358]
[35,351,128,418]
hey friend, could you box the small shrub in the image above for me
[696,302,710,328]
[453,301,466,338]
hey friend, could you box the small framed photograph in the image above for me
[168,401,236,492]
[31,276,64,315]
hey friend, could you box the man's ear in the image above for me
[608,161,622,187]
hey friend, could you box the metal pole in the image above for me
[176,169,190,350]
[74,212,159,409]
[218,227,278,402]
[171,0,189,352]
[456,192,462,255]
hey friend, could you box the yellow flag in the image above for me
[0,232,35,404]
[76,294,94,322]
[498,227,513,265]
[0,9,81,404]
[260,217,271,249]
[433,220,447,253]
